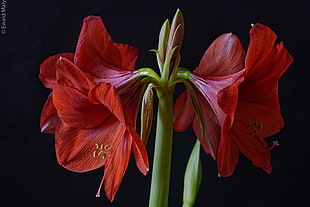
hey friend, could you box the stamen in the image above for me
[93,143,109,159]
[247,121,263,135]
[96,179,103,198]
[97,151,107,159]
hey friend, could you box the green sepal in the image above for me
[137,68,161,84]
[177,69,192,80]
[149,49,159,53]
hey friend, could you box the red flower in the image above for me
[174,33,245,158]
[217,23,294,176]
[174,23,293,176]
[39,16,148,201]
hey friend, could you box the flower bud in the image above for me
[156,9,184,68]
[183,139,202,207]
[166,9,184,64]
[140,83,154,145]
[158,19,170,64]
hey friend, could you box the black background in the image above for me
[1,0,309,206]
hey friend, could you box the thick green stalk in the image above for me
[148,90,174,207]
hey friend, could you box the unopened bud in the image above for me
[158,19,170,64]
[183,139,202,207]
[140,84,154,145]
[166,9,184,64]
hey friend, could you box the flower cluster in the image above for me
[39,10,293,204]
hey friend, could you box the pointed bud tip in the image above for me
[175,8,183,16]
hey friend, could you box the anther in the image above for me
[247,121,263,135]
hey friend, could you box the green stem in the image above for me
[148,90,174,207]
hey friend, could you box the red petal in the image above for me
[241,42,293,103]
[55,116,122,172]
[244,24,293,94]
[116,43,139,70]
[53,86,110,129]
[192,95,221,158]
[74,16,138,74]
[218,106,274,177]
[173,91,195,132]
[230,120,272,174]
[245,23,277,75]
[234,100,284,140]
[129,126,149,175]
[88,82,125,123]
[55,111,136,201]
[196,33,245,76]
[190,70,244,158]
[103,128,132,201]
[40,93,59,134]
[216,132,239,177]
[39,53,74,88]
[56,57,94,95]
[120,82,144,126]
[240,24,293,137]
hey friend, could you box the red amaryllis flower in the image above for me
[217,23,294,177]
[174,23,293,177]
[174,33,246,159]
[39,16,148,201]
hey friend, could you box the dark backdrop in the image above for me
[1,0,309,206]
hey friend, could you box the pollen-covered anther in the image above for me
[247,121,263,135]
[93,143,110,159]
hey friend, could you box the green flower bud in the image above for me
[158,19,170,64]
[183,139,202,207]
[140,83,154,145]
[166,9,184,64]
